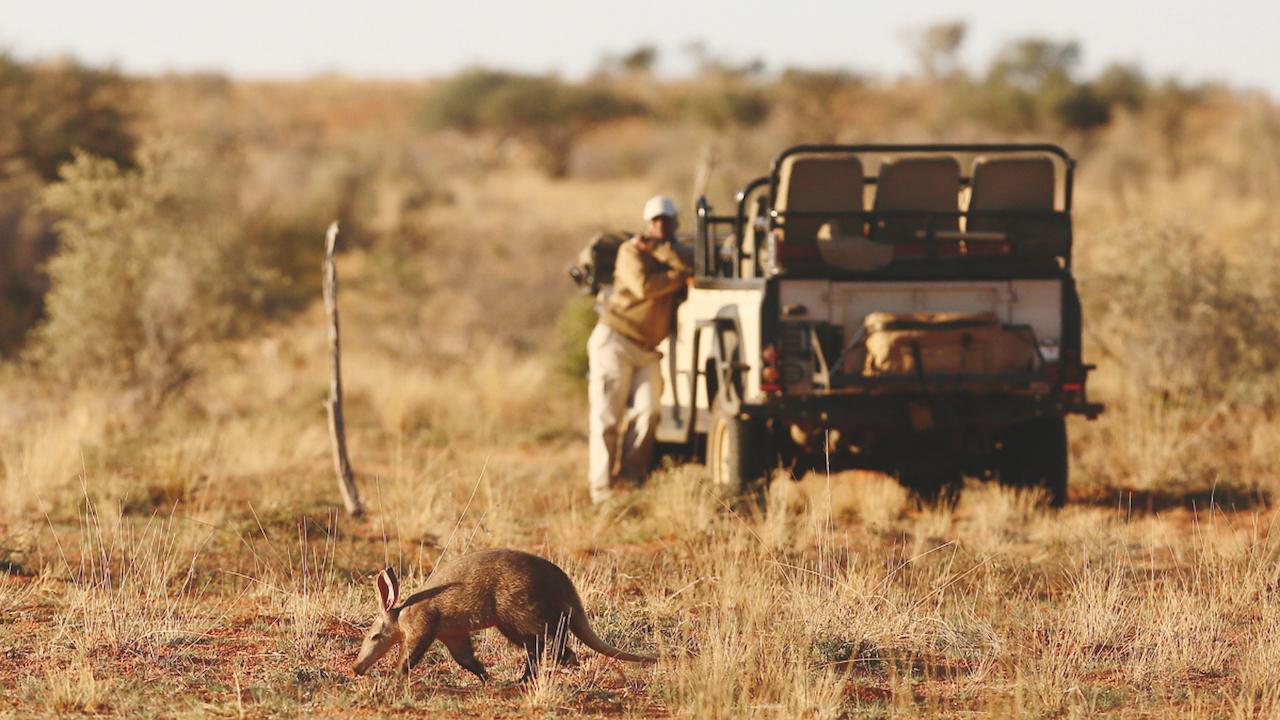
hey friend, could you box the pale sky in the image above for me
[3,0,1278,97]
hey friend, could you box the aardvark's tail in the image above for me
[567,606,656,664]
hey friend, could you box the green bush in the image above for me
[953,78,1038,133]
[776,69,862,141]
[0,54,139,352]
[0,169,52,354]
[680,84,771,131]
[1040,80,1112,131]
[1094,63,1148,111]
[34,140,304,396]
[987,39,1081,93]
[0,53,137,180]
[419,69,644,177]
[620,45,658,75]
[956,36,1118,133]
[553,295,597,387]
[419,69,518,132]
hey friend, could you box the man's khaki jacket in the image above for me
[600,236,693,350]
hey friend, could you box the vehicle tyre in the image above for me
[706,404,770,499]
[897,458,963,508]
[998,417,1068,508]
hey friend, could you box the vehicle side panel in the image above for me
[656,285,765,442]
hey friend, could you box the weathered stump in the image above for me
[323,221,364,518]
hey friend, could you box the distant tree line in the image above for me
[419,26,1208,177]
[0,29,1226,390]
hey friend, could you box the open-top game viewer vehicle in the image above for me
[654,143,1103,506]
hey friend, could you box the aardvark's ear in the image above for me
[375,567,399,613]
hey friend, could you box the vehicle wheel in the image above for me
[706,405,770,498]
[897,459,963,508]
[998,417,1068,508]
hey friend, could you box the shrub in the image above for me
[620,45,658,75]
[905,21,968,79]
[1076,225,1280,492]
[34,140,303,396]
[1041,80,1112,131]
[954,78,1038,133]
[957,36,1116,133]
[419,69,511,132]
[0,53,137,181]
[0,54,138,352]
[419,69,644,177]
[680,84,771,131]
[776,69,863,141]
[553,295,597,387]
[1082,222,1280,404]
[1094,63,1148,111]
[0,169,52,354]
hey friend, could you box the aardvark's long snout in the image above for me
[352,638,396,676]
[352,653,384,675]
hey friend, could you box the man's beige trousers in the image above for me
[587,323,662,503]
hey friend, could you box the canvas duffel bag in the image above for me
[855,311,1039,378]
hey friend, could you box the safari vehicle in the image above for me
[653,143,1103,505]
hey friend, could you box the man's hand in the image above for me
[650,237,692,274]
[635,234,667,254]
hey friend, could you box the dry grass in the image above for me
[4,374,1279,717]
[3,74,1280,718]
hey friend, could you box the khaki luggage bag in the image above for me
[844,312,1040,380]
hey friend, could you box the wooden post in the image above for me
[323,221,364,518]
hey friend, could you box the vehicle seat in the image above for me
[967,157,1055,229]
[816,222,893,271]
[774,154,864,255]
[967,156,1067,256]
[872,156,961,241]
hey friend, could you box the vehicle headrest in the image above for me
[873,156,961,212]
[775,154,864,242]
[969,156,1056,211]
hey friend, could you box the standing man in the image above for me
[588,195,692,504]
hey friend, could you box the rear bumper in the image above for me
[1063,401,1105,419]
[746,391,1098,430]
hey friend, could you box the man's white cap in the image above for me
[643,195,678,222]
